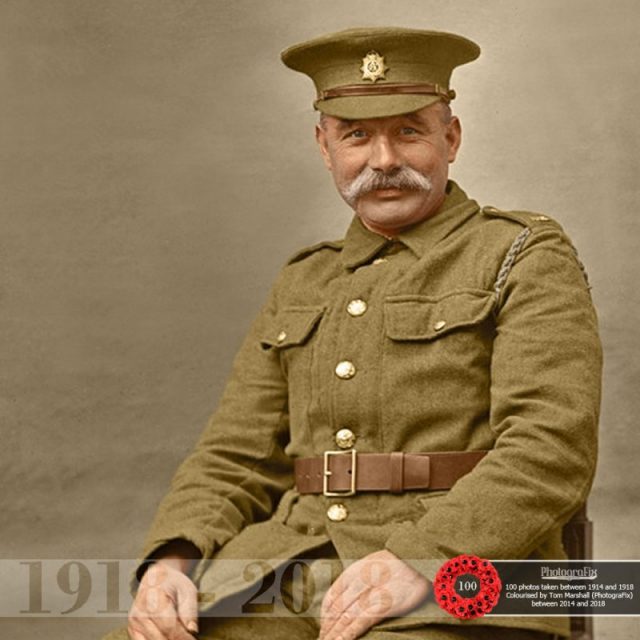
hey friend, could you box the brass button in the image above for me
[335,428,356,449]
[327,503,348,522]
[347,299,367,317]
[276,330,287,343]
[434,320,446,331]
[372,257,387,265]
[335,361,356,379]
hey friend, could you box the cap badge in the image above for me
[360,51,388,82]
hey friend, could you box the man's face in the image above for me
[315,102,462,237]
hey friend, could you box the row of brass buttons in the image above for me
[329,297,367,522]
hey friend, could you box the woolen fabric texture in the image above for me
[125,181,601,638]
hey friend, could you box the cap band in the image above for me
[317,82,456,102]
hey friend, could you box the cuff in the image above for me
[130,530,217,596]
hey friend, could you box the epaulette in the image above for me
[286,239,343,265]
[482,205,563,230]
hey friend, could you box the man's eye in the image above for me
[347,129,367,139]
[401,127,418,135]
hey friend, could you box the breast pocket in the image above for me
[260,305,325,378]
[381,290,496,449]
[384,289,496,342]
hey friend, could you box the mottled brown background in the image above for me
[1,0,638,638]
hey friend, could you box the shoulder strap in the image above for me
[286,239,343,265]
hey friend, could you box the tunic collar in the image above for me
[340,181,480,269]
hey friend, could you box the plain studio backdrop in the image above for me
[1,1,638,638]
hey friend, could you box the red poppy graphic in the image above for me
[433,555,502,619]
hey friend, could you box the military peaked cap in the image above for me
[281,27,480,119]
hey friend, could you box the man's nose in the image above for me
[368,136,402,174]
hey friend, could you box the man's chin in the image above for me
[355,191,438,232]
[357,206,417,231]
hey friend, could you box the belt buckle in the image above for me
[323,449,357,497]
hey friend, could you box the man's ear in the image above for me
[446,116,462,163]
[315,124,333,171]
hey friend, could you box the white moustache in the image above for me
[341,166,433,207]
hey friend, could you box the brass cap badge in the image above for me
[360,51,388,82]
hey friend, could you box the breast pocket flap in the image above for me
[384,290,495,341]
[260,306,325,349]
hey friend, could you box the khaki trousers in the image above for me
[104,620,556,640]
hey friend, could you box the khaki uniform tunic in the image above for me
[138,182,602,637]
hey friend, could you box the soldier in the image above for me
[106,27,602,640]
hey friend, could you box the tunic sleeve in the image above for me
[134,273,293,586]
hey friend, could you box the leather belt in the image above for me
[294,450,488,496]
